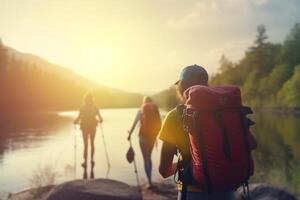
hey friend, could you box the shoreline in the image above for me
[254,108,300,115]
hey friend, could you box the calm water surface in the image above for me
[0,108,299,198]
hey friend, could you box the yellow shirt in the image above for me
[159,107,201,192]
[159,107,190,160]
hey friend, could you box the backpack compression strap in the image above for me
[239,106,254,196]
[194,111,213,193]
[240,106,254,175]
[215,111,232,161]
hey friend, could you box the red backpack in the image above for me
[178,85,254,196]
[140,102,161,137]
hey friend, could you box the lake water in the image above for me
[0,108,299,198]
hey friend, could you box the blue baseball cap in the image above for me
[175,64,208,85]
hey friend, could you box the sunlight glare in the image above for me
[84,44,114,74]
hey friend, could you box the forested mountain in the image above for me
[154,23,300,111]
[0,41,143,112]
[211,23,300,110]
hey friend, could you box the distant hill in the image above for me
[153,23,300,111]
[0,42,143,112]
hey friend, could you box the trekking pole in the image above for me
[128,139,143,199]
[73,124,78,179]
[100,124,111,169]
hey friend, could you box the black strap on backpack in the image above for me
[240,106,254,200]
[240,106,253,177]
[176,105,193,200]
[215,111,232,161]
[173,148,192,200]
[178,163,191,200]
[242,181,251,200]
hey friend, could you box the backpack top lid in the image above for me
[184,85,242,111]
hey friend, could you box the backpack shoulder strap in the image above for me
[241,106,255,129]
[176,104,192,134]
[239,106,253,179]
[176,104,186,115]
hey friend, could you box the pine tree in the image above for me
[254,25,268,49]
[280,23,300,67]
[218,54,234,73]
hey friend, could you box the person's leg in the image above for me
[147,138,155,184]
[82,130,88,167]
[82,164,87,179]
[139,136,155,186]
[90,128,96,166]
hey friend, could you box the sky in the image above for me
[0,0,300,93]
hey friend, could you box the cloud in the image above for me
[166,0,300,32]
[255,0,270,6]
[163,0,300,74]
[167,12,202,30]
[206,38,253,63]
[166,0,252,30]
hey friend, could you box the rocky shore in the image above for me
[7,179,299,200]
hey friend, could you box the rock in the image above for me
[142,181,177,200]
[7,185,54,200]
[44,179,142,200]
[235,184,298,200]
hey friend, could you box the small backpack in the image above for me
[177,85,254,198]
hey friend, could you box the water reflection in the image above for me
[251,113,300,194]
[81,159,97,180]
[0,112,70,163]
[83,165,88,179]
[1,108,163,199]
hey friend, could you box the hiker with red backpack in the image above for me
[159,65,257,200]
[127,96,162,188]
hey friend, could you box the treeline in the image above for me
[154,23,300,111]
[0,41,142,112]
[211,24,300,110]
[152,86,179,111]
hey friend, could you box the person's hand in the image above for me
[127,130,131,141]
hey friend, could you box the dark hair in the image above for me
[84,92,94,105]
[176,78,208,102]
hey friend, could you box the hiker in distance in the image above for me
[127,96,162,189]
[74,93,103,169]
[158,65,258,200]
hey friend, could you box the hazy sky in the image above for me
[1,0,299,93]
